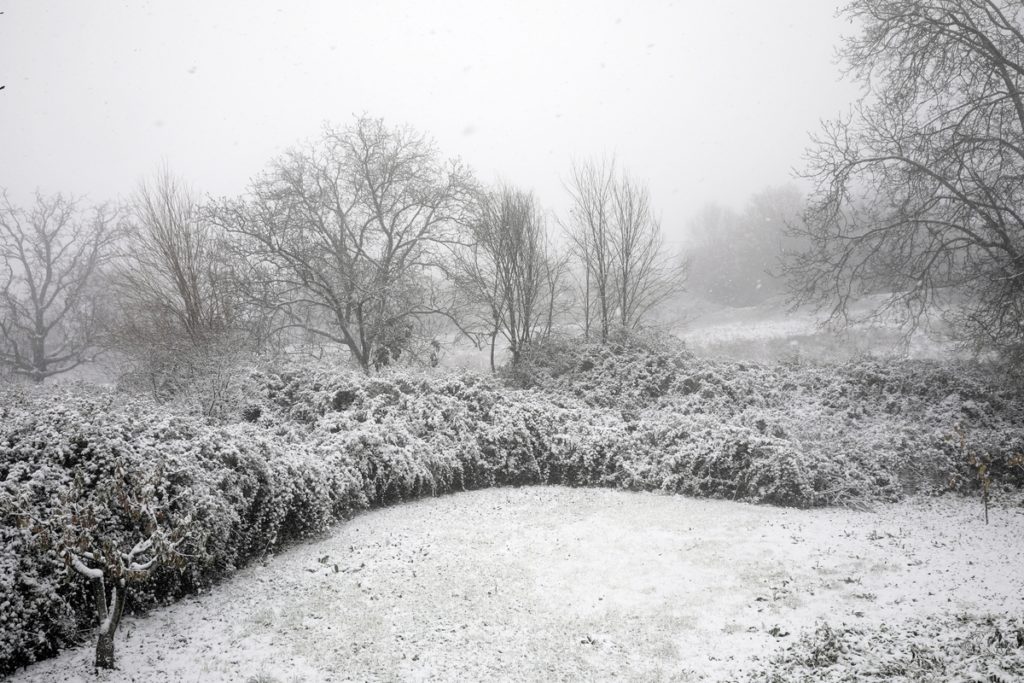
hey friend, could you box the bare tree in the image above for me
[564,159,686,340]
[111,168,257,411]
[456,185,566,370]
[564,158,617,340]
[0,191,117,382]
[610,172,687,328]
[789,0,1024,360]
[118,169,233,347]
[211,116,476,372]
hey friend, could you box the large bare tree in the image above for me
[211,116,476,371]
[789,0,1024,359]
[565,159,686,340]
[456,185,566,369]
[0,191,117,382]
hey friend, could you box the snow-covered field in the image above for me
[433,293,958,370]
[677,295,958,363]
[12,487,1022,682]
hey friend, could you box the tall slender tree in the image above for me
[456,185,565,369]
[610,172,687,329]
[565,159,685,340]
[564,158,617,341]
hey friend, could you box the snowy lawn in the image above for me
[676,294,958,362]
[10,486,1023,682]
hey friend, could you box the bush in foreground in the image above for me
[1,343,1022,674]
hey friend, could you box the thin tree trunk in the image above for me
[94,580,127,669]
[90,577,115,669]
[584,259,591,338]
[489,329,497,372]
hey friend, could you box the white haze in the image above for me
[0,0,860,244]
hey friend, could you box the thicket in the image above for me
[748,615,1024,681]
[1,337,1022,673]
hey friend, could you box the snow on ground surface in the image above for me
[677,295,958,362]
[10,487,1023,682]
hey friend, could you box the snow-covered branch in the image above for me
[69,553,104,581]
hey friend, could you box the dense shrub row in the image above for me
[502,330,692,409]
[507,333,1024,495]
[1,338,1022,674]
[0,389,369,673]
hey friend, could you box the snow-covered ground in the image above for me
[677,294,958,362]
[11,487,1022,682]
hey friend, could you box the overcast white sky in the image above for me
[0,1,860,243]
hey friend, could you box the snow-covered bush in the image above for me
[503,329,692,407]
[1,351,1021,675]
[0,388,370,674]
[10,451,197,669]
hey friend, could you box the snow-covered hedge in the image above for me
[505,333,1024,496]
[0,387,370,674]
[1,346,1022,674]
[502,329,691,408]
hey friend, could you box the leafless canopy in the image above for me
[565,158,686,340]
[107,167,258,407]
[115,168,240,358]
[456,185,566,369]
[610,171,687,329]
[0,191,117,382]
[789,0,1024,358]
[211,116,476,371]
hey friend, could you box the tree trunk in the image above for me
[489,330,497,373]
[93,579,126,670]
[95,631,115,669]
